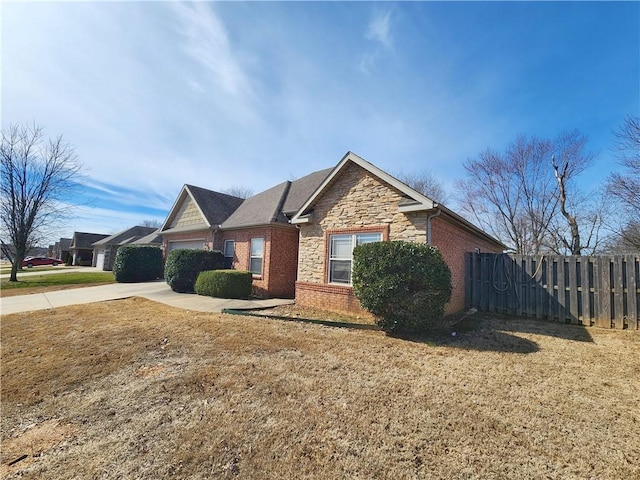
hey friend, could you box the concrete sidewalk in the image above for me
[0,281,294,316]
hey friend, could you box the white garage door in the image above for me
[168,240,205,252]
[95,249,105,270]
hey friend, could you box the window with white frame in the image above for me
[328,232,382,284]
[250,238,264,275]
[223,240,235,269]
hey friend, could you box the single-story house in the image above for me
[52,238,72,263]
[160,152,504,314]
[291,152,505,315]
[92,226,161,271]
[159,168,332,298]
[69,232,109,266]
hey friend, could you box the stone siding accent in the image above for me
[298,163,427,284]
[170,196,204,228]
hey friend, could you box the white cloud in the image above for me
[171,2,254,100]
[366,10,393,48]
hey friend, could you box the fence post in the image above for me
[625,255,638,329]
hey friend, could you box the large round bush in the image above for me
[113,245,163,282]
[195,270,253,299]
[352,241,452,334]
[164,249,224,293]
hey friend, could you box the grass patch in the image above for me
[1,298,638,479]
[0,272,115,297]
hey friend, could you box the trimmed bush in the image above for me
[164,249,224,293]
[113,245,164,282]
[352,241,452,334]
[195,270,253,299]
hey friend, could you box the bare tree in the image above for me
[456,135,558,254]
[606,115,640,249]
[221,186,254,199]
[1,123,83,281]
[457,131,598,255]
[140,219,163,228]
[550,130,603,255]
[394,169,449,204]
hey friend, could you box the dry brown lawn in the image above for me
[1,298,638,479]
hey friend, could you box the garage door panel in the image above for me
[168,240,205,251]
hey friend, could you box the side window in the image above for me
[250,238,264,275]
[224,240,235,269]
[328,232,382,285]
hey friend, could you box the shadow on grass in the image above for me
[391,311,593,354]
[226,308,593,355]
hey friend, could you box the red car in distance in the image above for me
[22,256,63,268]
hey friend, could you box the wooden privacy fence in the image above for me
[465,253,640,329]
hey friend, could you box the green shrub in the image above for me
[164,249,224,293]
[113,245,164,282]
[352,241,452,334]
[195,270,253,299]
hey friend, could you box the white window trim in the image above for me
[250,237,264,276]
[328,232,382,285]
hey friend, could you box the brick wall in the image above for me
[295,282,374,319]
[431,216,503,314]
[218,226,299,299]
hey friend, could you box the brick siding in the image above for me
[430,217,503,314]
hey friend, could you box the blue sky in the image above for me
[2,1,638,242]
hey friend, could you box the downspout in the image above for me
[426,207,442,245]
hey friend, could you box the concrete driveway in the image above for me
[0,281,293,315]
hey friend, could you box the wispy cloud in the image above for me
[366,10,393,48]
[170,2,254,100]
[359,8,394,73]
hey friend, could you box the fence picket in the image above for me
[465,253,639,330]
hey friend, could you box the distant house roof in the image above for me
[59,238,72,250]
[92,226,160,247]
[70,232,109,249]
[132,231,162,245]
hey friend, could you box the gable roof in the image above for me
[290,151,505,249]
[70,232,109,249]
[92,226,159,247]
[160,185,245,234]
[291,151,437,224]
[220,168,332,230]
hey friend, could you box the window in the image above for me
[224,240,235,269]
[328,232,382,284]
[250,238,264,275]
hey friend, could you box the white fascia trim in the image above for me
[398,204,433,213]
[290,151,436,223]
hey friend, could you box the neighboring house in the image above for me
[92,226,161,271]
[290,152,505,315]
[160,152,503,314]
[159,169,332,298]
[52,238,72,262]
[69,232,109,266]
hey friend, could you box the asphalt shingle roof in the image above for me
[92,226,159,246]
[186,185,245,227]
